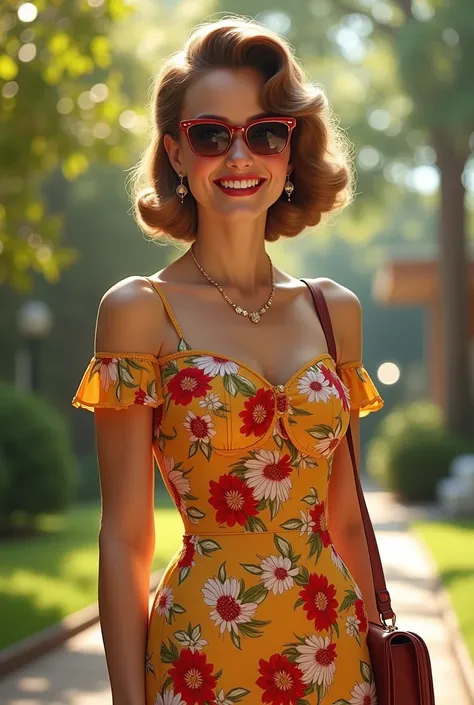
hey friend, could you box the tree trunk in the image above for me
[432,128,472,438]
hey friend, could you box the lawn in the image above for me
[0,494,183,650]
[413,519,474,663]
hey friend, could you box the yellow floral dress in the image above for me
[72,280,384,705]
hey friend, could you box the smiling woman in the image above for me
[71,14,386,705]
[129,18,354,243]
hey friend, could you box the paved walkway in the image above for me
[0,486,472,705]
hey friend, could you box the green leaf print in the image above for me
[280,518,303,531]
[224,373,238,397]
[200,439,212,460]
[186,506,206,523]
[227,687,252,701]
[274,533,291,558]
[232,373,257,397]
[332,700,351,705]
[244,515,267,532]
[217,561,227,583]
[360,660,373,683]
[339,589,358,612]
[241,563,264,575]
[160,637,179,663]
[241,582,267,605]
[230,629,241,650]
[199,538,221,554]
[161,359,179,381]
[307,423,334,439]
[294,596,305,609]
[188,441,198,458]
[178,337,192,351]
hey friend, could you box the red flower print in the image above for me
[310,502,332,547]
[209,474,259,527]
[177,534,196,569]
[319,364,334,386]
[355,598,368,633]
[257,652,306,705]
[167,367,212,406]
[153,404,163,440]
[332,375,350,412]
[134,388,147,404]
[168,647,217,705]
[274,417,289,440]
[299,574,339,632]
[239,388,275,437]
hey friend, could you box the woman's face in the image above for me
[164,67,292,221]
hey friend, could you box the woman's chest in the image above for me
[152,351,352,458]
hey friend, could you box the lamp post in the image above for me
[15,300,54,393]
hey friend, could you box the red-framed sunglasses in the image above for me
[179,117,296,157]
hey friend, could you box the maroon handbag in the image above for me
[301,278,436,705]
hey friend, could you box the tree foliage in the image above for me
[0,0,137,290]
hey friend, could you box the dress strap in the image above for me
[143,276,185,341]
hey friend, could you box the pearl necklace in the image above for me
[189,244,275,324]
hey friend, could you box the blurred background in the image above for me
[0,1,473,703]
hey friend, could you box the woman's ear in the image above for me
[163,133,185,177]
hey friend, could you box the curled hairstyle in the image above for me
[130,17,354,243]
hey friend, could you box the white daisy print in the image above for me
[154,585,174,619]
[299,509,316,535]
[201,576,258,634]
[350,680,377,705]
[182,410,216,443]
[295,634,337,687]
[194,355,239,377]
[199,393,223,411]
[314,430,340,457]
[162,455,191,511]
[244,449,293,506]
[296,452,318,469]
[297,369,333,403]
[153,690,186,705]
[260,555,299,595]
[98,357,119,392]
[345,614,360,637]
[330,545,346,574]
[215,689,233,705]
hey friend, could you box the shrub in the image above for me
[367,400,474,502]
[0,382,78,527]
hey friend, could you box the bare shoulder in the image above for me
[315,277,362,364]
[94,275,165,354]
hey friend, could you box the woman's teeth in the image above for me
[218,179,261,189]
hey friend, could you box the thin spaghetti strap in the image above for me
[143,276,185,341]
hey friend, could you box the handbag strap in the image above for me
[301,277,396,625]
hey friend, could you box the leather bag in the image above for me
[301,278,436,705]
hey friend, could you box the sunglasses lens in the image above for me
[247,121,290,155]
[188,123,231,156]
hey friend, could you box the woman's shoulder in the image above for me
[94,274,167,354]
[313,277,362,363]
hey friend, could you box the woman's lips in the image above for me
[213,180,265,197]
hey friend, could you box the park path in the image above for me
[0,484,471,705]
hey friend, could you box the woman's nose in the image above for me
[225,132,253,166]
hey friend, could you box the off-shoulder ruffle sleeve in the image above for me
[336,361,384,417]
[71,352,163,411]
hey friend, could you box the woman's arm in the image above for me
[321,280,379,624]
[93,277,163,705]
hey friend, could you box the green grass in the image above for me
[0,495,183,650]
[413,519,474,663]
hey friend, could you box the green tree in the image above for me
[0,0,137,291]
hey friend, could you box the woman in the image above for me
[72,16,384,705]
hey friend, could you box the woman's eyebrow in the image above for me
[194,111,275,121]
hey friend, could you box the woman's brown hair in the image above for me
[130,16,355,243]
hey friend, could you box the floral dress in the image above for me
[72,278,384,705]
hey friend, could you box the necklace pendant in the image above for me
[250,311,261,323]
